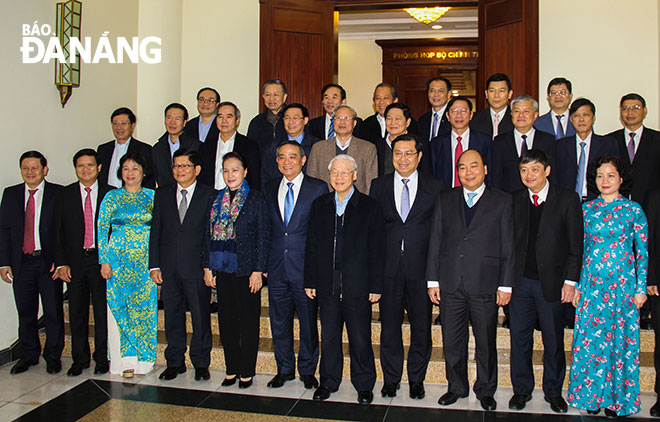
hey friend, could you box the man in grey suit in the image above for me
[427,149,515,412]
[306,105,378,194]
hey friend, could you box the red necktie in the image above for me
[83,187,94,249]
[532,194,539,207]
[23,189,37,254]
[454,136,463,187]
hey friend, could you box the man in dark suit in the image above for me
[534,78,576,139]
[308,84,363,140]
[97,107,155,188]
[152,103,201,187]
[370,134,442,400]
[247,79,288,157]
[261,103,320,189]
[470,73,514,139]
[182,87,220,143]
[52,149,112,376]
[358,83,418,145]
[304,155,385,405]
[555,98,620,201]
[149,148,215,382]
[199,101,261,190]
[264,141,328,390]
[643,189,660,416]
[609,93,660,330]
[0,151,64,374]
[508,149,583,413]
[427,149,515,411]
[491,95,556,193]
[418,77,453,144]
[430,96,491,189]
[374,103,412,176]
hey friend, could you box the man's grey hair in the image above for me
[333,104,357,120]
[217,101,241,120]
[511,95,539,113]
[328,154,358,172]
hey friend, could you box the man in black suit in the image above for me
[199,101,261,190]
[644,189,660,416]
[0,151,64,374]
[555,98,620,201]
[370,134,442,400]
[261,103,320,189]
[358,83,418,145]
[52,149,112,376]
[430,96,491,189]
[304,155,385,405]
[97,107,155,188]
[374,103,412,176]
[308,84,352,140]
[427,149,515,411]
[247,79,288,157]
[508,149,582,413]
[491,95,556,193]
[610,93,660,331]
[264,141,328,390]
[470,73,514,139]
[418,77,453,144]
[152,103,201,187]
[150,148,215,382]
[183,87,220,143]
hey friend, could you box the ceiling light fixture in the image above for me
[404,7,451,25]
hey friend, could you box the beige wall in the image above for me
[180,0,260,133]
[338,39,383,119]
[539,0,659,133]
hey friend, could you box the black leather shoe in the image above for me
[434,314,442,325]
[381,382,399,397]
[651,399,660,417]
[587,409,601,415]
[502,317,510,329]
[480,396,497,411]
[300,374,319,389]
[159,366,186,380]
[508,394,531,410]
[358,391,373,405]
[641,317,653,330]
[195,368,210,381]
[544,396,567,413]
[10,360,38,374]
[221,376,237,386]
[94,361,109,374]
[267,373,294,388]
[313,385,334,401]
[238,377,253,389]
[67,362,89,376]
[604,409,617,418]
[437,391,467,406]
[409,382,425,399]
[46,359,62,374]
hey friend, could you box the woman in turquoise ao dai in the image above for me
[568,156,648,417]
[98,152,156,377]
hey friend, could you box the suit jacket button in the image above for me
[284,249,288,253]
[463,237,467,240]
[284,232,288,236]
[459,254,464,258]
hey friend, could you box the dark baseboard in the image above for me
[0,340,21,366]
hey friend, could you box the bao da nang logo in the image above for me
[20,22,162,64]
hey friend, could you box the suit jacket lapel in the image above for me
[287,177,308,228]
[270,180,285,226]
[466,188,489,233]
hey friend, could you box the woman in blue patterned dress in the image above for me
[98,152,156,377]
[568,155,648,417]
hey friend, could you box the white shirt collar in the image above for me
[528,180,549,204]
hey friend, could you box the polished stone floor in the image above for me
[0,356,657,421]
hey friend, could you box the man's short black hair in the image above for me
[20,150,47,167]
[546,77,572,95]
[173,148,201,167]
[519,149,550,169]
[486,73,512,91]
[110,107,136,124]
[73,148,98,167]
[384,103,411,121]
[321,83,346,100]
[620,93,646,108]
[282,103,309,118]
[391,134,424,153]
[196,87,220,102]
[569,98,595,116]
[446,96,473,113]
[164,103,189,121]
[426,76,452,92]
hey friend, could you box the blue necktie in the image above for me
[401,178,410,221]
[575,141,587,197]
[556,115,565,139]
[327,118,335,139]
[466,192,477,208]
[520,134,528,155]
[432,112,439,139]
[284,182,294,226]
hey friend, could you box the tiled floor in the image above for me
[0,356,658,421]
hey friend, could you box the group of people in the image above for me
[1,72,659,418]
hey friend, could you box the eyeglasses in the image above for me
[172,164,195,170]
[334,116,353,121]
[621,104,643,111]
[393,151,419,158]
[112,121,131,127]
[330,170,354,177]
[449,108,469,114]
[166,116,184,122]
[197,97,217,104]
[549,90,569,97]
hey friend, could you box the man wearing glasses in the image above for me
[534,78,575,139]
[183,87,221,143]
[152,103,201,187]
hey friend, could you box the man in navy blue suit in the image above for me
[534,78,575,140]
[264,141,328,389]
[430,96,491,189]
[555,98,620,201]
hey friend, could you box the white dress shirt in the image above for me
[490,107,507,136]
[24,180,45,251]
[278,172,304,220]
[394,170,418,217]
[575,132,593,198]
[376,114,386,138]
[214,132,237,190]
[624,126,644,154]
[451,129,470,186]
[336,136,352,151]
[429,105,448,140]
[514,128,535,156]
[108,138,131,188]
[79,181,98,246]
[177,180,197,208]
[324,113,333,139]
